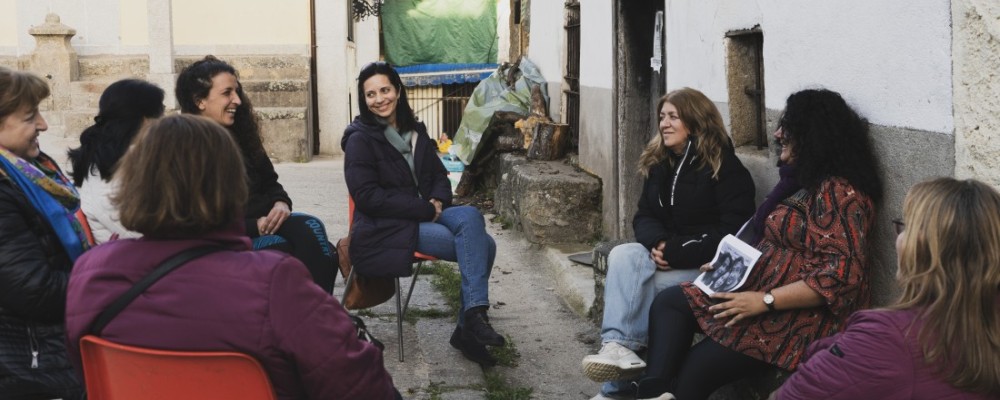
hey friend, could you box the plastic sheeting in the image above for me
[451,57,549,165]
[382,0,498,67]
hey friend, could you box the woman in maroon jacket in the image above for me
[778,178,1000,399]
[66,114,399,400]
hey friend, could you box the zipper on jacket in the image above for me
[27,325,39,369]
[681,234,708,247]
[668,141,692,206]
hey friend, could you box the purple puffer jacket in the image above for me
[777,308,996,400]
[65,224,396,400]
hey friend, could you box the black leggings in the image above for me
[645,286,771,400]
[247,213,336,293]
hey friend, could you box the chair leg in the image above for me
[402,261,424,317]
[395,278,404,362]
[341,266,356,305]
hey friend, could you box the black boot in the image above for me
[461,307,505,347]
[450,326,497,367]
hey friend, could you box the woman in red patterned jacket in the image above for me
[634,89,884,400]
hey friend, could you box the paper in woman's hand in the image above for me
[694,234,762,295]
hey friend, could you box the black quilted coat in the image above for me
[0,155,84,399]
[341,118,452,277]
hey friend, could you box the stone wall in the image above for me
[953,0,1000,187]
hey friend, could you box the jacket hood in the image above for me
[341,116,387,151]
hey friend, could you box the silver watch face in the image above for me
[764,293,775,305]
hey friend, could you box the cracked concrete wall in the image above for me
[953,0,1000,187]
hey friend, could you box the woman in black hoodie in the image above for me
[582,87,755,399]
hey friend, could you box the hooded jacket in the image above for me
[341,117,451,277]
[632,144,755,269]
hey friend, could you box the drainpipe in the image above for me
[309,0,321,155]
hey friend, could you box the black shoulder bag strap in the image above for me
[87,245,225,336]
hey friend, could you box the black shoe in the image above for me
[461,307,506,347]
[450,326,497,367]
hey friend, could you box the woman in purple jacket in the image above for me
[66,114,400,400]
[341,62,504,367]
[778,177,1000,399]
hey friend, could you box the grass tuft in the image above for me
[488,335,521,367]
[481,371,533,400]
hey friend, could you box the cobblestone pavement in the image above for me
[42,134,603,399]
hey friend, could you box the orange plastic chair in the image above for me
[342,196,437,362]
[79,335,276,400]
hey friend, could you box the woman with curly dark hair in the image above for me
[635,89,883,400]
[175,56,336,292]
[68,79,165,243]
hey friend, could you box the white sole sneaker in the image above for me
[581,342,646,382]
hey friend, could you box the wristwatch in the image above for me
[763,291,776,312]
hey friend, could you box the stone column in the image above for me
[28,13,78,114]
[147,0,176,110]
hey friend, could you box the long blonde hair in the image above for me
[637,87,732,178]
[894,177,1000,395]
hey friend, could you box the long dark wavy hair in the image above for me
[355,61,418,133]
[68,79,165,186]
[779,89,883,202]
[175,55,268,162]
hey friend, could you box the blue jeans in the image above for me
[416,205,496,326]
[600,242,701,397]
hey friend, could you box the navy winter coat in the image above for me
[341,117,452,277]
[633,145,755,269]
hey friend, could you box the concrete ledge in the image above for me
[542,243,598,319]
[257,107,309,162]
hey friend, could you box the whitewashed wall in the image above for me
[664,0,953,134]
[526,0,566,119]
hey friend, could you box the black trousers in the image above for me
[644,286,771,400]
[247,213,337,293]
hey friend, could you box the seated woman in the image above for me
[777,177,1000,399]
[175,56,336,292]
[636,89,884,400]
[581,88,755,399]
[342,61,504,366]
[68,78,165,243]
[65,114,400,400]
[0,67,90,399]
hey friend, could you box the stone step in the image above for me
[256,107,311,163]
[242,79,309,108]
[78,55,148,81]
[494,153,602,245]
[174,55,310,81]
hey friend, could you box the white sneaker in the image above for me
[581,342,647,382]
[638,393,676,400]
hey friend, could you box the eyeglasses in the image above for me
[891,218,905,235]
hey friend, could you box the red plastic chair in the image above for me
[79,335,276,400]
[342,196,437,362]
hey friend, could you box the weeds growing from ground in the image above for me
[481,371,533,400]
[488,335,521,367]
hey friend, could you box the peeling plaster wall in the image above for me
[953,0,1000,187]
[578,0,615,239]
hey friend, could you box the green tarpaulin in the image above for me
[382,0,498,66]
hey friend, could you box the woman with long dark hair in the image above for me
[175,55,336,292]
[68,78,165,243]
[635,89,883,400]
[342,61,504,366]
[778,177,999,399]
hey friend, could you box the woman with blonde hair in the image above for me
[582,87,755,400]
[778,177,1000,399]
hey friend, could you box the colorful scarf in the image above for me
[0,147,94,261]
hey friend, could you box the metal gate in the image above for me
[408,82,477,140]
